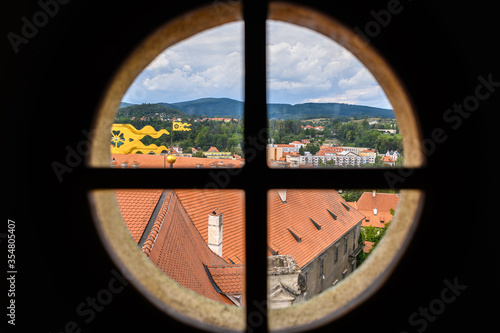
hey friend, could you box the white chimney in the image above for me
[277,189,287,203]
[372,190,376,197]
[373,208,378,215]
[208,210,223,257]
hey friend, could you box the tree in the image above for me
[357,208,395,267]
[193,150,206,158]
[340,190,363,202]
[305,143,319,155]
[298,146,305,155]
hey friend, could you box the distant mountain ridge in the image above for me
[120,97,394,119]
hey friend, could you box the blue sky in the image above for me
[122,20,392,109]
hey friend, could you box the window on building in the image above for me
[319,257,325,278]
[88,1,425,332]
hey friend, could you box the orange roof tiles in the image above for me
[380,156,395,162]
[207,265,245,294]
[147,192,236,305]
[112,153,167,168]
[115,188,367,305]
[363,241,374,253]
[207,147,220,152]
[115,189,163,243]
[175,190,246,265]
[355,192,400,228]
[174,156,243,168]
[111,153,243,168]
[268,190,365,267]
[142,191,173,256]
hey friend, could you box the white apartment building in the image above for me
[287,150,375,167]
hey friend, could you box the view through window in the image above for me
[104,14,409,330]
[266,20,402,169]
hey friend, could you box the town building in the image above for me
[385,150,402,161]
[379,155,395,166]
[301,125,324,131]
[266,146,283,162]
[339,146,371,155]
[268,144,300,154]
[111,153,244,168]
[350,190,400,228]
[204,147,233,159]
[114,189,366,308]
[286,150,375,167]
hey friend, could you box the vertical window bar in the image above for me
[243,1,269,332]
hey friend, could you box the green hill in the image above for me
[116,103,185,118]
[268,102,394,120]
[119,98,394,120]
[166,98,244,118]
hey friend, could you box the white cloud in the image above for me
[123,19,391,109]
[265,20,390,108]
[123,21,244,103]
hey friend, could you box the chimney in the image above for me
[372,190,376,197]
[208,209,223,257]
[373,208,378,215]
[277,189,287,203]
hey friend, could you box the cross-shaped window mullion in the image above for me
[243,1,269,332]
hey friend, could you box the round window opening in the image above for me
[88,2,425,332]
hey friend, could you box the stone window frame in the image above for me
[87,1,425,332]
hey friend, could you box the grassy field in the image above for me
[380,133,402,140]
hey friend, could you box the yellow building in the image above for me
[266,147,283,162]
[204,147,233,159]
[359,149,377,158]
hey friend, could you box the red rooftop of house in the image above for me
[115,188,365,306]
[111,153,244,168]
[354,191,400,228]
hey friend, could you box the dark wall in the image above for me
[301,222,361,301]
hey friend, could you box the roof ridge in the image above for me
[142,191,173,257]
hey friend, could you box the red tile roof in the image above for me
[142,191,173,257]
[207,147,219,152]
[380,156,395,162]
[363,241,374,253]
[146,192,236,305]
[355,192,400,228]
[175,190,246,265]
[111,153,244,168]
[268,190,365,267]
[207,265,245,294]
[112,153,167,168]
[115,189,163,243]
[116,189,366,305]
[315,147,345,156]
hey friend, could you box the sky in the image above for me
[122,20,392,109]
